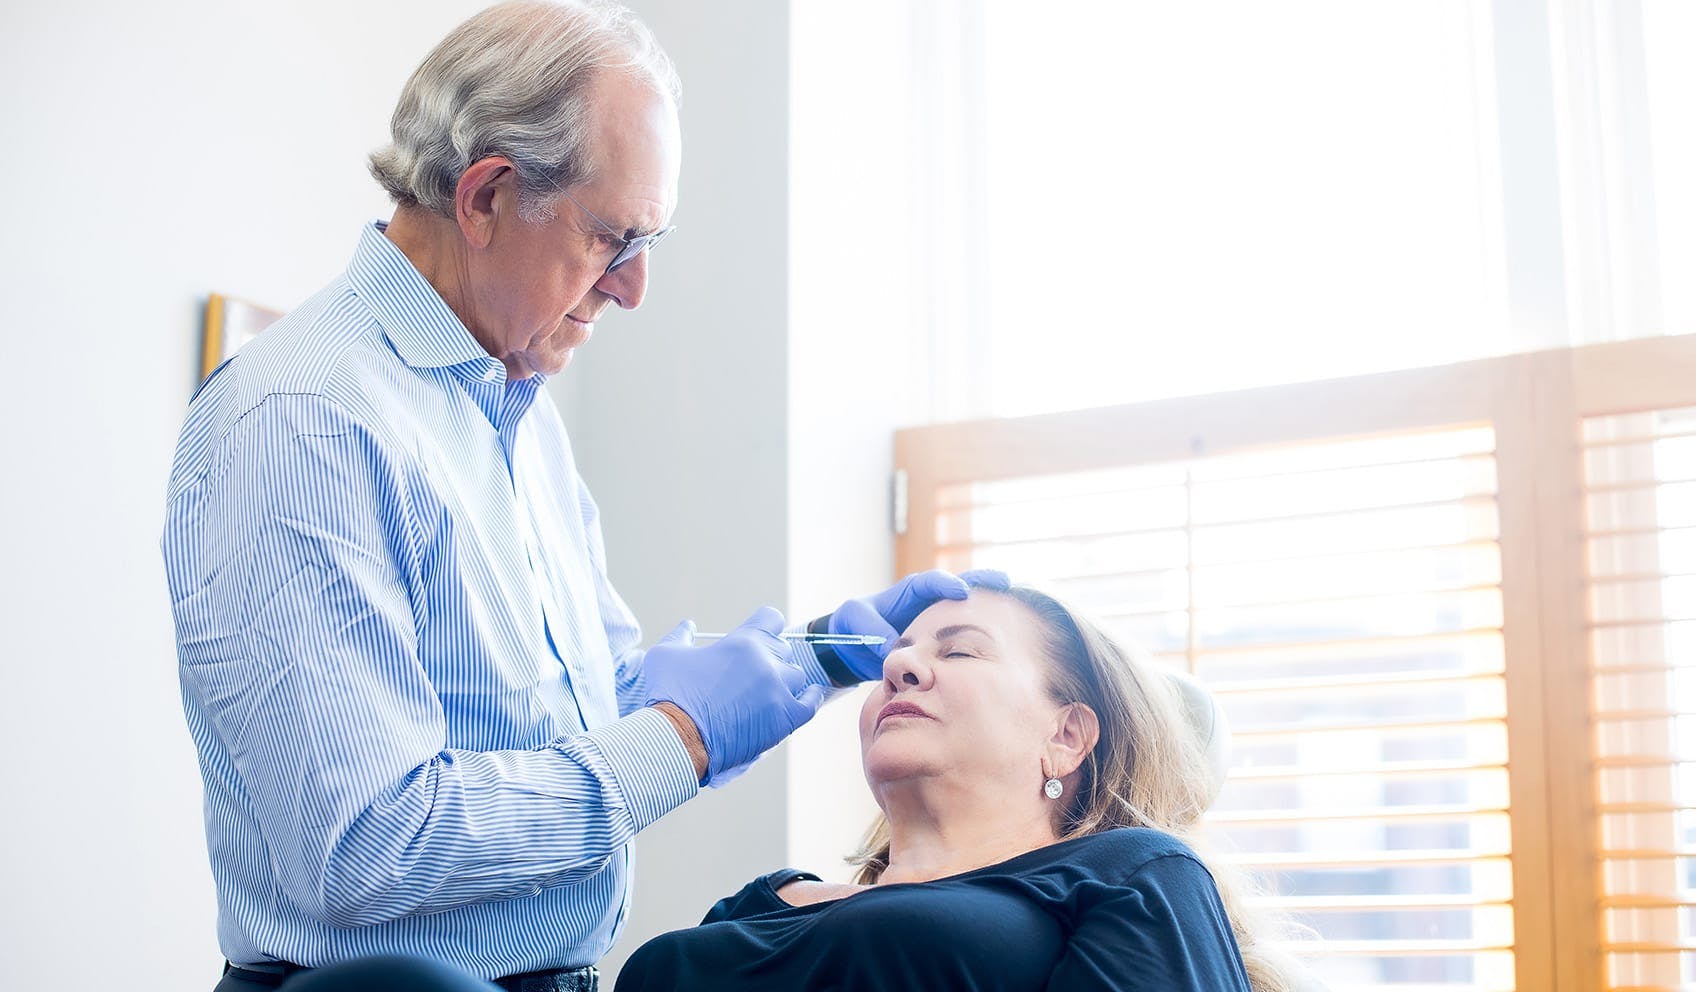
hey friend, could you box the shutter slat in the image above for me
[1584,408,1695,989]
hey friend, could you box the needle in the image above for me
[691,631,887,646]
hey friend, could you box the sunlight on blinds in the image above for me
[1587,405,1696,991]
[935,426,1514,991]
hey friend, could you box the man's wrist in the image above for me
[653,701,708,783]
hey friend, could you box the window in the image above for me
[1588,404,1696,987]
[973,0,1508,417]
[829,1,1696,419]
[932,427,1513,988]
[893,333,1696,989]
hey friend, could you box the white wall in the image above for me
[549,0,798,978]
[0,1,911,987]
[0,2,523,987]
[783,0,930,883]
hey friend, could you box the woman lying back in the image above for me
[616,585,1300,991]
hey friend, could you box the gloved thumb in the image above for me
[735,605,788,639]
[656,619,696,648]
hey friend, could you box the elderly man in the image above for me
[162,3,995,991]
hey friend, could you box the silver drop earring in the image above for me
[1044,777,1064,800]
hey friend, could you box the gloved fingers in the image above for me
[906,568,973,600]
[959,568,1011,591]
[655,619,696,648]
[883,569,968,619]
[829,597,898,643]
[734,605,788,645]
[829,599,899,681]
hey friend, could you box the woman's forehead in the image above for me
[899,592,1034,645]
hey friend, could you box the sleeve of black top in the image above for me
[700,869,823,925]
[1044,854,1252,992]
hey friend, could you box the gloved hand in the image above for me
[817,568,1011,681]
[643,607,826,785]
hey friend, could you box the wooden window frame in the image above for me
[894,333,1696,990]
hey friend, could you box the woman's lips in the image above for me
[876,700,934,729]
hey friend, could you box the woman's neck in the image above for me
[877,782,1060,885]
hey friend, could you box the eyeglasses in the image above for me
[550,181,676,275]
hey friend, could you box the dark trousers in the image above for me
[214,956,512,992]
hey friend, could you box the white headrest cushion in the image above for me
[1164,668,1232,808]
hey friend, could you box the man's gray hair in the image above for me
[369,0,680,222]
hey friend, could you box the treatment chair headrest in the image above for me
[1164,668,1232,809]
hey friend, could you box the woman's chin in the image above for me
[863,749,941,790]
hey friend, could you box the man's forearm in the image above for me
[294,711,699,927]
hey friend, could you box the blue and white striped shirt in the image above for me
[163,223,824,977]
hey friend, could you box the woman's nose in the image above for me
[881,646,932,692]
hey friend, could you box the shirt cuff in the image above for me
[578,707,700,831]
[787,635,833,688]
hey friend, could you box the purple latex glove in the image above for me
[644,608,826,784]
[823,568,1010,681]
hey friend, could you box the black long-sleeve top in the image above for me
[615,827,1252,991]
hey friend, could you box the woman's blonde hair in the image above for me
[849,585,1302,992]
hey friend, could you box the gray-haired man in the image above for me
[162,3,989,990]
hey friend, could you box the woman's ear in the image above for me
[1047,703,1100,779]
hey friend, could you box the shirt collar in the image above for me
[345,220,507,375]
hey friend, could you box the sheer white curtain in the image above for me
[1634,0,1695,333]
[816,0,1694,420]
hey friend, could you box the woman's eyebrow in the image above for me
[891,623,996,652]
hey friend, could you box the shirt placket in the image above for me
[494,381,618,732]
[515,479,615,731]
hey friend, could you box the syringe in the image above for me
[690,631,886,646]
